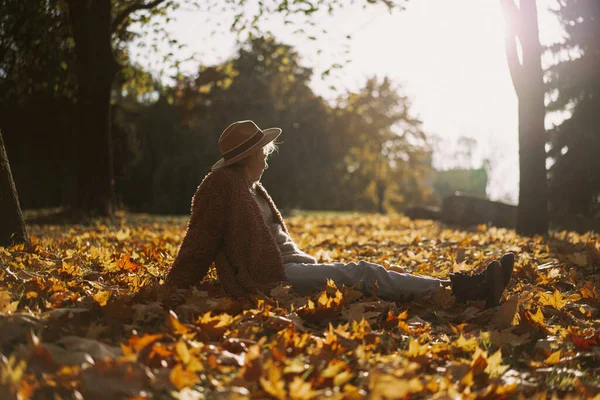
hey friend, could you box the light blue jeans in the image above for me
[284,261,444,301]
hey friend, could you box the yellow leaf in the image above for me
[545,350,562,366]
[167,310,190,335]
[397,309,408,320]
[528,307,545,327]
[485,349,509,378]
[369,374,410,399]
[321,360,346,378]
[175,341,190,365]
[454,335,479,352]
[93,290,111,306]
[406,338,429,358]
[460,370,474,387]
[333,370,354,387]
[259,360,286,400]
[0,290,12,311]
[169,364,199,390]
[538,290,566,310]
[289,377,316,400]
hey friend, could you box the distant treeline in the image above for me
[1,0,598,217]
[1,37,435,214]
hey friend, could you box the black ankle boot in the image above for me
[449,253,515,308]
[449,261,496,304]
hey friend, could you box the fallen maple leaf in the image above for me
[569,331,600,351]
[538,290,567,310]
[484,349,509,378]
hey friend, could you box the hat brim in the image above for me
[211,127,282,170]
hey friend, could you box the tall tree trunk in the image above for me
[376,179,386,214]
[0,131,28,247]
[501,0,548,236]
[67,0,117,217]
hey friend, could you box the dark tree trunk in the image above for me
[0,131,28,247]
[67,0,118,217]
[501,0,548,236]
[376,179,386,214]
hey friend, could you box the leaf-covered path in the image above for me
[1,213,599,399]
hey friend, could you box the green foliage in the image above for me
[432,168,488,201]
[546,0,600,215]
[329,77,435,212]
[0,0,423,214]
[0,0,76,102]
[115,37,435,214]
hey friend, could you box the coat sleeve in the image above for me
[164,175,225,289]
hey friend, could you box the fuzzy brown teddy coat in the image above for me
[164,166,288,297]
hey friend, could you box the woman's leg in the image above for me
[284,261,442,301]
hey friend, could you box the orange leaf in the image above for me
[129,333,164,352]
[167,310,191,335]
[116,254,142,273]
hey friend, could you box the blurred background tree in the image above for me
[500,0,548,236]
[329,77,435,213]
[546,0,600,217]
[3,0,597,228]
[0,0,77,210]
[114,37,436,214]
[0,0,406,219]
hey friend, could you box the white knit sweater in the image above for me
[252,190,317,264]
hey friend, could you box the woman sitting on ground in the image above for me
[164,120,514,308]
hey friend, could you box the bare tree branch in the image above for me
[112,0,167,34]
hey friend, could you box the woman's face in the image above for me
[244,148,268,182]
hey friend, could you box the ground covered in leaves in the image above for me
[1,213,600,399]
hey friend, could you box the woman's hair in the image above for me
[263,141,278,158]
[229,142,279,169]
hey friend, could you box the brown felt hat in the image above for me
[211,120,281,170]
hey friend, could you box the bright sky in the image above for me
[134,0,565,204]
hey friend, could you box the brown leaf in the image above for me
[491,295,520,329]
